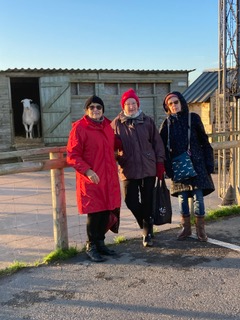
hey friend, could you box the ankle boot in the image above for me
[149,216,154,238]
[195,216,208,242]
[96,240,116,256]
[142,235,153,247]
[177,215,192,240]
[142,220,153,247]
[86,242,105,262]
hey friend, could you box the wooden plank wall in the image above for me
[70,81,171,128]
[0,76,12,150]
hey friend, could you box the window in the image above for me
[71,83,95,95]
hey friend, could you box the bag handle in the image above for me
[167,118,171,152]
[161,176,167,189]
[155,176,167,188]
[167,113,191,152]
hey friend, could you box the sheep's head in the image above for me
[21,98,33,109]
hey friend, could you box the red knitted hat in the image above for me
[121,89,140,109]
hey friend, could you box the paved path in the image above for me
[0,216,239,320]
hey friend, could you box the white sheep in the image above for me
[21,98,40,139]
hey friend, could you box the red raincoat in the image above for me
[67,115,121,214]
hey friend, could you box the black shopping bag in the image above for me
[152,177,172,225]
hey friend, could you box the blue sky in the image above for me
[0,0,218,84]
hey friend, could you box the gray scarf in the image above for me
[120,109,144,125]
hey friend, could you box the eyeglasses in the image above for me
[88,104,103,110]
[168,100,179,107]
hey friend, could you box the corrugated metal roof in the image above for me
[183,70,218,103]
[0,67,194,74]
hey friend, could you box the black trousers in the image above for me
[122,176,155,236]
[86,211,110,243]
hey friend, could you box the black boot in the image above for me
[96,240,116,256]
[142,220,153,247]
[149,216,154,238]
[142,235,153,247]
[86,242,105,262]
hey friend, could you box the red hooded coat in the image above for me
[67,115,121,214]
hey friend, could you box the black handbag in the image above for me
[167,113,197,182]
[152,177,172,225]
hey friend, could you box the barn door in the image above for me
[0,76,12,150]
[39,76,71,145]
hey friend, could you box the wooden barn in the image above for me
[0,68,192,151]
[183,70,218,135]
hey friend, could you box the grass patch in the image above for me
[0,261,28,277]
[153,226,158,234]
[43,247,79,264]
[0,247,79,277]
[206,205,240,221]
[189,205,240,225]
[114,235,127,244]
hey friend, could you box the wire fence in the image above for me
[0,168,221,270]
[0,168,152,269]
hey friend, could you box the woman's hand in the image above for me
[85,169,100,184]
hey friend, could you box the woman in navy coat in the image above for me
[160,91,215,242]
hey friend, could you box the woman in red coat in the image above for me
[67,95,121,262]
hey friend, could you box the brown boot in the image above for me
[177,215,192,240]
[195,216,208,242]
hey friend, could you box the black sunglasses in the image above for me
[88,104,103,110]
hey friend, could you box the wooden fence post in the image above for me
[50,151,69,250]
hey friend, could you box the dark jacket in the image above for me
[160,92,215,197]
[111,111,165,181]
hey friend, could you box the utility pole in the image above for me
[218,0,240,204]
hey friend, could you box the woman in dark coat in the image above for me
[111,89,165,247]
[159,91,215,242]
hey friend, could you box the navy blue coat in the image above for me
[160,92,215,197]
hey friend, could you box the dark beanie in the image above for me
[84,95,105,112]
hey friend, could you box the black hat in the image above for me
[84,95,105,112]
